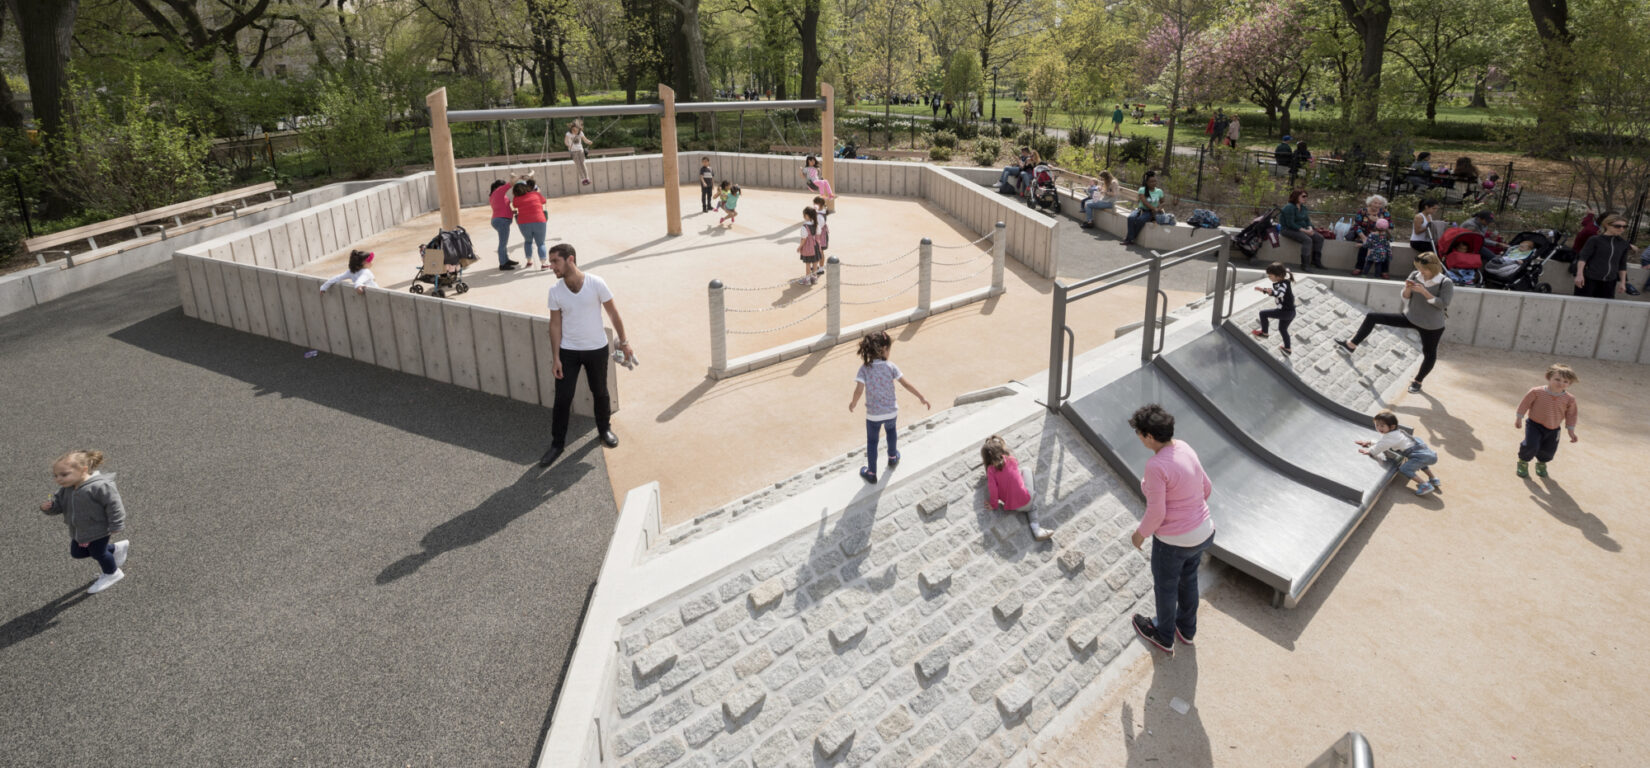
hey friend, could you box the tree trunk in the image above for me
[797,0,820,121]
[0,4,26,130]
[670,0,712,128]
[1278,107,1291,141]
[336,0,356,61]
[8,0,77,141]
[1526,0,1572,155]
[554,46,578,106]
[1469,71,1489,108]
[1339,0,1391,124]
[1161,46,1181,173]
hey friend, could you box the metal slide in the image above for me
[1062,326,1399,608]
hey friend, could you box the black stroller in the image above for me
[1481,230,1558,293]
[412,227,477,298]
[1231,207,1280,260]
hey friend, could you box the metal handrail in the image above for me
[1059,326,1075,402]
[1219,261,1238,323]
[1152,289,1169,355]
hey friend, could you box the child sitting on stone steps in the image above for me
[1355,410,1441,496]
[982,436,1053,542]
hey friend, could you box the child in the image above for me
[1363,219,1393,279]
[982,436,1053,541]
[812,196,831,276]
[796,207,823,285]
[1514,363,1580,478]
[320,250,379,294]
[1355,410,1441,496]
[718,185,742,227]
[39,450,130,594]
[801,155,836,199]
[1501,239,1537,261]
[713,180,731,212]
[1250,262,1296,355]
[699,157,715,212]
[848,331,930,484]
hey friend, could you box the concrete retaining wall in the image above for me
[920,165,1058,278]
[1212,268,1650,364]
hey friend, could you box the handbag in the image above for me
[1156,212,1177,226]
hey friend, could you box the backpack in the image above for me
[425,226,478,267]
[1188,209,1221,229]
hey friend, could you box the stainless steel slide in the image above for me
[1062,326,1398,607]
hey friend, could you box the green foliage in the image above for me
[1068,125,1093,150]
[1013,129,1037,147]
[932,130,958,148]
[978,123,1002,139]
[1116,135,1159,166]
[1030,134,1061,162]
[50,74,217,216]
[973,138,1003,166]
[929,146,953,161]
[942,49,982,105]
[305,74,397,179]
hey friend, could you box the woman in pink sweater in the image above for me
[982,436,1053,542]
[1128,405,1215,656]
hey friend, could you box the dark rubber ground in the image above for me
[0,264,615,767]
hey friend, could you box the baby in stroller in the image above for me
[1022,163,1060,212]
[1481,231,1556,293]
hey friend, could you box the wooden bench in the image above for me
[452,147,636,169]
[23,182,287,267]
[860,148,929,161]
[768,144,826,156]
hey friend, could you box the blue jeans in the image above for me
[1397,447,1438,479]
[1083,199,1115,222]
[865,417,898,469]
[491,216,513,265]
[998,165,1024,192]
[71,535,117,575]
[518,221,547,262]
[1125,208,1154,243]
[1150,532,1214,644]
[1518,421,1561,463]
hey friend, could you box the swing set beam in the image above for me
[427,84,835,238]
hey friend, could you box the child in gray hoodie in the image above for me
[40,450,129,594]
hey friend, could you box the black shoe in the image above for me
[1079,221,1095,229]
[1335,339,1357,355]
[538,443,564,467]
[1132,614,1174,656]
[600,430,620,448]
[1408,381,1423,394]
[499,261,519,271]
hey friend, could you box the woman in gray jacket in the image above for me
[1335,251,1454,394]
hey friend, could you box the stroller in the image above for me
[1481,230,1557,293]
[1022,163,1060,213]
[1231,207,1280,260]
[412,226,477,298]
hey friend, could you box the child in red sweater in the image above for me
[1515,363,1580,478]
[982,436,1053,541]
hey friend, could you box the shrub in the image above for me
[973,138,1003,166]
[1014,129,1037,147]
[50,74,217,216]
[952,121,979,140]
[933,130,958,149]
[1068,125,1093,150]
[1031,134,1061,162]
[930,146,953,161]
[978,123,1001,139]
[305,74,397,178]
[1116,135,1159,166]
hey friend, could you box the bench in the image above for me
[768,144,826,156]
[23,182,287,267]
[452,147,636,169]
[860,148,929,160]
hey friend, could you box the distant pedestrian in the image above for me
[1355,410,1441,495]
[538,243,634,468]
[1514,363,1580,478]
[1250,262,1296,355]
[40,450,130,594]
[1128,405,1215,657]
[1111,105,1125,138]
[981,435,1053,542]
[848,331,930,484]
[1225,114,1241,148]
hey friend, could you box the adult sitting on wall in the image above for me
[997,147,1037,195]
[1273,135,1296,172]
[1335,251,1453,395]
[539,243,635,468]
[1127,404,1215,657]
[1405,151,1435,191]
[1410,198,1441,256]
[1279,189,1325,271]
[1121,171,1166,247]
[1078,171,1120,229]
[1350,194,1391,276]
[1572,213,1634,300]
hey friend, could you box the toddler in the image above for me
[40,450,130,594]
[319,250,379,294]
[848,331,930,484]
[1250,262,1296,355]
[1514,363,1579,478]
[1355,410,1441,496]
[1363,219,1393,278]
[801,155,836,199]
[796,208,823,286]
[713,180,730,212]
[699,157,715,212]
[718,185,742,227]
[982,436,1053,541]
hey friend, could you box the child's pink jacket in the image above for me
[986,456,1032,511]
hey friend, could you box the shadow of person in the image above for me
[1525,476,1620,552]
[376,444,598,585]
[1119,648,1213,768]
[1395,394,1484,461]
[0,587,92,653]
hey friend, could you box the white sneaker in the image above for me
[1030,524,1054,542]
[88,569,124,594]
[113,540,129,568]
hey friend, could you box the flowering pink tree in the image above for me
[1140,0,1221,172]
[1202,1,1314,138]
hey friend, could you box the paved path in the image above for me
[0,265,616,767]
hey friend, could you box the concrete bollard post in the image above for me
[826,256,841,338]
[917,238,933,315]
[991,221,1007,295]
[708,279,727,376]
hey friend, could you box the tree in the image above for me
[125,0,274,65]
[1204,0,1313,137]
[0,2,28,130]
[941,48,981,112]
[1523,0,1574,155]
[1338,0,1392,123]
[858,0,918,143]
[1388,0,1504,124]
[1025,55,1065,132]
[963,0,1042,121]
[6,0,78,145]
[1559,0,1650,215]
[51,74,218,214]
[1142,0,1223,173]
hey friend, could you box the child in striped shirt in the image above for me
[1356,410,1441,496]
[1515,363,1580,478]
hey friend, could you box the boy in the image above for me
[1355,410,1441,496]
[1515,363,1580,478]
[699,157,715,212]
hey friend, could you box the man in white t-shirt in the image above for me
[539,243,634,467]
